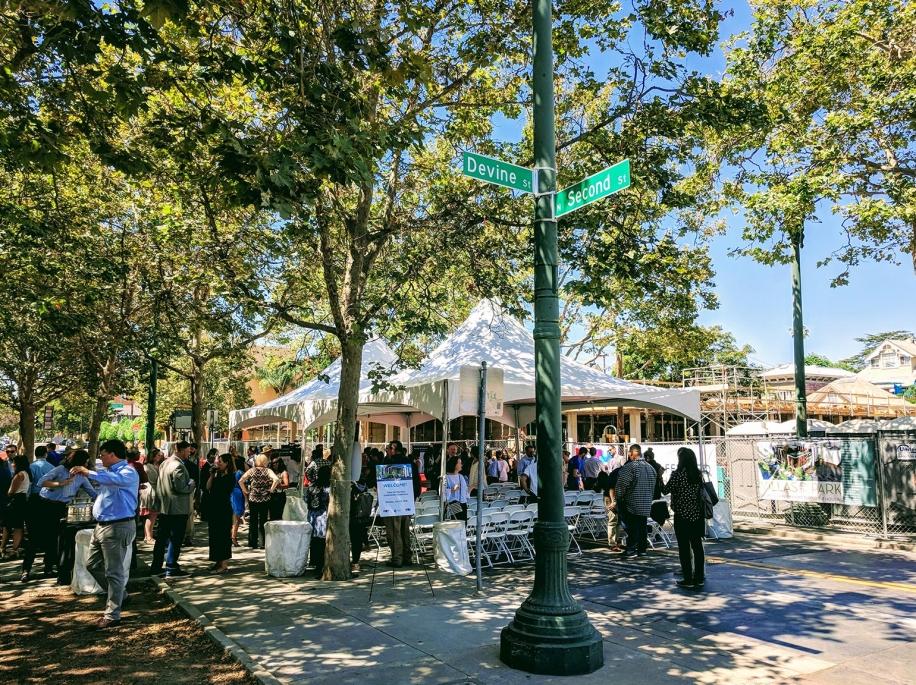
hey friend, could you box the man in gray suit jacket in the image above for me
[150,441,196,578]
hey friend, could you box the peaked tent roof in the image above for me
[229,339,406,431]
[769,418,835,435]
[825,419,887,435]
[761,364,855,381]
[362,299,701,423]
[881,416,916,430]
[724,421,784,436]
[807,376,910,412]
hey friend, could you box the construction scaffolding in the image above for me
[683,365,914,435]
[682,366,773,436]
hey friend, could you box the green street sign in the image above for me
[555,159,630,217]
[109,403,124,409]
[462,152,533,193]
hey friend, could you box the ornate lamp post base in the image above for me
[499,522,604,675]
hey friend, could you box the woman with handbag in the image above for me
[444,456,469,521]
[662,447,706,589]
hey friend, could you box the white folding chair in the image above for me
[368,510,386,549]
[417,501,440,516]
[411,513,440,562]
[526,503,538,519]
[584,502,610,541]
[647,520,671,549]
[575,492,594,506]
[466,516,493,568]
[564,492,578,505]
[483,511,512,564]
[489,499,509,511]
[563,506,582,555]
[506,510,535,561]
[504,489,524,504]
[503,504,525,514]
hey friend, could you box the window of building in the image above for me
[881,351,898,369]
[368,422,386,443]
[901,355,911,365]
[870,358,880,368]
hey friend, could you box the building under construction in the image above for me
[682,364,913,436]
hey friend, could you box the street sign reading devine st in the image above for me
[555,159,630,217]
[462,152,533,193]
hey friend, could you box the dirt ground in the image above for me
[0,582,257,685]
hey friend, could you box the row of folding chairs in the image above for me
[467,509,536,567]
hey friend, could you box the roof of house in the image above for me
[863,338,916,361]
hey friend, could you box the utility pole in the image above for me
[499,0,603,673]
[791,235,808,438]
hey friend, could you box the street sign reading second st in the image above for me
[462,152,533,193]
[555,159,630,217]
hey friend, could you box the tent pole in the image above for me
[697,422,707,475]
[514,405,521,457]
[440,380,449,521]
[406,413,412,453]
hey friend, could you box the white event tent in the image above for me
[228,339,431,432]
[231,300,702,439]
[360,299,701,430]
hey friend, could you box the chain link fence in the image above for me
[714,434,916,539]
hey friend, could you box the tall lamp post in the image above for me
[499,0,604,674]
[791,232,808,439]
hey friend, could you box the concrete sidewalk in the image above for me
[146,527,916,685]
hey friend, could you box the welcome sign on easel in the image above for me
[376,464,416,517]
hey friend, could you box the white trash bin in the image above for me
[71,528,133,595]
[433,521,471,576]
[264,520,312,578]
[708,500,734,538]
[282,496,309,522]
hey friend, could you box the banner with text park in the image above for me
[754,439,877,506]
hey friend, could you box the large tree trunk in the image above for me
[323,336,364,581]
[88,353,118,458]
[19,404,36,462]
[87,394,110,459]
[190,356,206,447]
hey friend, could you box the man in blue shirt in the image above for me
[567,447,586,490]
[21,450,97,583]
[28,446,55,499]
[45,442,64,467]
[517,445,536,484]
[70,439,139,629]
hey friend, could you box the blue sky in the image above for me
[495,1,915,368]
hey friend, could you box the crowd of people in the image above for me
[0,438,300,628]
[0,434,711,627]
[361,438,707,588]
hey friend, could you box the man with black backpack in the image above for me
[349,471,374,577]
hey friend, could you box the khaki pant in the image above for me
[384,515,411,565]
[87,520,135,620]
[185,493,195,541]
[604,495,623,545]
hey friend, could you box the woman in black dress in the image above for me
[206,453,235,574]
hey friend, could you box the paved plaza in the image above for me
[90,531,916,685]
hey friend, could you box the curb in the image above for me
[733,523,916,552]
[152,575,285,685]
